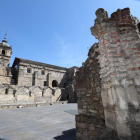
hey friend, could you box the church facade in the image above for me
[0,34,78,109]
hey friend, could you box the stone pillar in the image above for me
[47,73,50,87]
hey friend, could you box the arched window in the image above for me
[52,80,58,87]
[2,50,5,55]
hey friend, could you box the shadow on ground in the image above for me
[0,138,9,140]
[53,128,76,140]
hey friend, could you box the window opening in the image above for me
[41,70,45,75]
[64,83,66,88]
[44,81,47,86]
[29,91,32,97]
[27,68,31,73]
[52,80,58,87]
[2,50,5,55]
[5,89,8,94]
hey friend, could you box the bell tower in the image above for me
[0,34,13,84]
[0,34,12,66]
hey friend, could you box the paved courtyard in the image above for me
[0,103,78,140]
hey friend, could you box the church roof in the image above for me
[12,57,68,71]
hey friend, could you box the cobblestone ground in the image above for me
[0,104,77,140]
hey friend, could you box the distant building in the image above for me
[0,34,78,108]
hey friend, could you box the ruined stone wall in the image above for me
[0,59,76,106]
[0,84,67,108]
[75,43,106,140]
[91,8,140,139]
[76,7,140,140]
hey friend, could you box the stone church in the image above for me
[0,34,78,108]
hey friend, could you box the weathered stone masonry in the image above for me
[76,43,106,140]
[76,8,140,139]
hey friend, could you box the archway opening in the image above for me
[2,50,5,55]
[52,80,58,87]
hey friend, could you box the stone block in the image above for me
[101,90,108,107]
[76,122,87,129]
[76,77,89,89]
[115,110,131,137]
[89,124,95,130]
[125,86,139,109]
[115,86,128,110]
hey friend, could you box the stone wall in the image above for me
[16,61,68,88]
[67,66,79,103]
[0,66,13,84]
[76,8,140,140]
[0,85,68,108]
[75,43,106,140]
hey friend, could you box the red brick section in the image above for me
[98,8,140,82]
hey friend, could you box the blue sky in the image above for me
[0,0,140,68]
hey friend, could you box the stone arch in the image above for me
[2,50,5,55]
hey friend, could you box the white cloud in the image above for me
[54,32,82,68]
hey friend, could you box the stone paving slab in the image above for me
[0,103,77,140]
